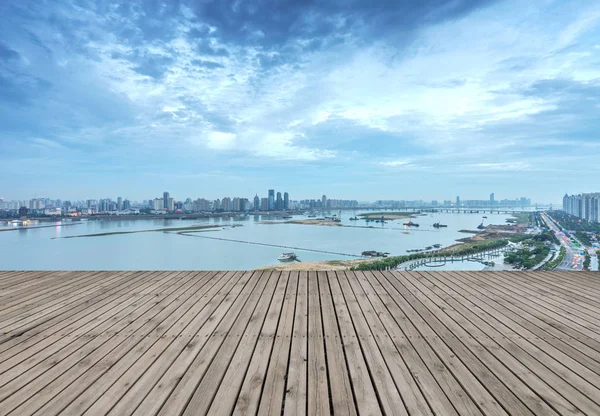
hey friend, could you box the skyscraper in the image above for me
[489,193,494,207]
[268,189,275,210]
[322,194,327,209]
[276,192,282,210]
[117,197,123,211]
[254,194,260,211]
[163,192,170,210]
[456,196,460,207]
[283,192,289,210]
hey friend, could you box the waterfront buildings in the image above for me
[563,193,600,222]
[284,192,289,210]
[254,195,260,211]
[268,190,275,210]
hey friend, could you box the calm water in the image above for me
[0,211,521,270]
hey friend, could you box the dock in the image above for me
[1,270,600,415]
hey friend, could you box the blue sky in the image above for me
[1,0,599,203]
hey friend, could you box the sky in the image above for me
[1,0,599,204]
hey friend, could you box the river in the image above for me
[0,211,525,270]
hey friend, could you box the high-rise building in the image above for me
[213,199,221,211]
[153,198,163,211]
[276,192,282,210]
[322,195,327,209]
[456,196,460,207]
[284,192,289,210]
[222,197,232,211]
[123,199,131,210]
[254,195,260,211]
[260,198,269,211]
[163,192,170,210]
[490,193,494,207]
[268,190,275,210]
[233,197,241,212]
[117,197,123,211]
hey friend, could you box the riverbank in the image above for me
[256,259,371,271]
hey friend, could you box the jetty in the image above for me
[2,270,600,415]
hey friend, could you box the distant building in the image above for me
[123,199,131,210]
[251,195,258,211]
[222,197,232,211]
[322,195,327,208]
[276,192,282,210]
[268,189,275,210]
[456,196,460,207]
[213,199,221,211]
[260,197,269,211]
[284,192,289,210]
[18,206,28,218]
[564,193,600,222]
[153,198,163,211]
[117,197,123,211]
[163,192,170,210]
[490,193,494,207]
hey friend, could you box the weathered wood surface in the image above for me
[1,270,599,415]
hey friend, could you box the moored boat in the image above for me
[403,221,420,227]
[278,252,297,261]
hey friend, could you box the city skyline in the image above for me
[2,0,600,201]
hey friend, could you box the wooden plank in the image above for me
[60,271,239,416]
[336,271,409,416]
[490,272,600,331]
[0,270,135,329]
[376,271,511,416]
[456,271,600,355]
[283,271,309,416]
[232,272,291,416]
[327,271,382,415]
[122,271,258,416]
[352,271,457,416]
[306,271,330,416]
[1,271,210,416]
[0,270,138,334]
[211,271,288,415]
[367,271,482,416]
[0,271,106,313]
[0,271,177,389]
[415,271,598,415]
[254,271,299,416]
[0,271,164,354]
[151,270,263,416]
[315,271,356,416]
[179,271,280,416]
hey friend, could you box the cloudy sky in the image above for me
[1,0,599,203]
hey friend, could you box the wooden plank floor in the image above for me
[1,271,600,415]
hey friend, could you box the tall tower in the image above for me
[284,192,289,210]
[276,192,282,210]
[163,191,170,210]
[268,189,275,210]
[489,193,494,207]
[322,194,327,209]
[456,196,460,208]
[254,194,260,211]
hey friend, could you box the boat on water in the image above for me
[282,215,293,219]
[307,213,317,218]
[433,222,448,228]
[362,250,389,258]
[483,216,488,218]
[349,216,359,221]
[278,252,297,261]
[403,221,420,227]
